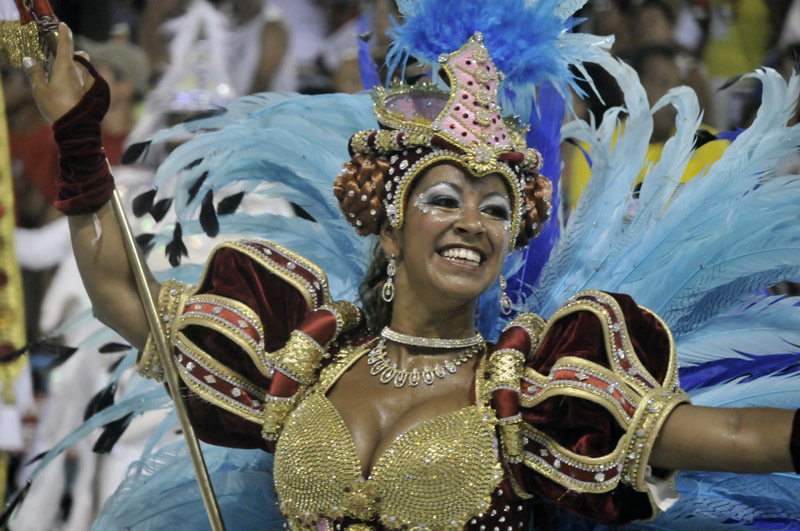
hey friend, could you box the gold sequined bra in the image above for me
[273,345,504,531]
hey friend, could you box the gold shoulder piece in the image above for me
[516,290,690,516]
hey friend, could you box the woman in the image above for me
[22,12,800,531]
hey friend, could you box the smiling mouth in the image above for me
[439,247,483,266]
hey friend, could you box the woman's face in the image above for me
[386,163,511,306]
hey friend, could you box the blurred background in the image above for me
[0,0,798,528]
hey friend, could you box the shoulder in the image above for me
[202,238,332,310]
[530,290,678,390]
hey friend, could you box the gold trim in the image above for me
[273,330,325,385]
[137,279,188,381]
[521,422,627,493]
[174,334,266,424]
[638,304,681,391]
[520,356,639,426]
[180,293,270,376]
[227,238,332,309]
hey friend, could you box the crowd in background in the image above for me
[3,0,800,528]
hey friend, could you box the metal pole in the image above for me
[109,189,226,530]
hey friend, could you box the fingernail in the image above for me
[22,57,34,69]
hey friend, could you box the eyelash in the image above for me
[418,192,510,220]
[428,195,461,209]
[482,205,511,220]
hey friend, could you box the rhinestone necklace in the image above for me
[380,326,484,349]
[366,338,483,388]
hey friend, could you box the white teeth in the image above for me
[441,248,481,264]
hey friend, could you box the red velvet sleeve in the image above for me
[180,247,312,450]
[138,239,345,452]
[517,291,686,524]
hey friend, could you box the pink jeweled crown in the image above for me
[348,32,543,248]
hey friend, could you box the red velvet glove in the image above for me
[51,55,115,215]
[791,409,800,473]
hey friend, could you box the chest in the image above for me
[272,344,504,530]
[327,350,478,477]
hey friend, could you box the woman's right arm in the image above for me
[24,23,156,349]
[67,204,158,349]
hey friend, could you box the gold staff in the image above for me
[109,186,225,531]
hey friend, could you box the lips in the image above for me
[439,247,483,266]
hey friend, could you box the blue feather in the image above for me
[357,14,381,90]
[514,82,564,291]
[388,0,610,98]
[679,353,800,392]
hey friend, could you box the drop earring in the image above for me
[382,254,396,303]
[499,275,512,315]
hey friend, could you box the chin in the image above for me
[428,265,496,304]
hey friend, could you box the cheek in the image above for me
[404,210,455,243]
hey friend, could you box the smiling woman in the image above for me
[15,0,800,529]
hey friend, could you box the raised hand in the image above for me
[22,22,94,123]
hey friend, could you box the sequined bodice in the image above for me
[273,346,503,530]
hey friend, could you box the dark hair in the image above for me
[638,0,676,25]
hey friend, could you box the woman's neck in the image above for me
[388,294,478,340]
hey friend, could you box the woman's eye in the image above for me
[482,205,511,220]
[429,195,460,209]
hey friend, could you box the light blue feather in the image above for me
[677,295,800,366]
[529,56,652,316]
[527,67,800,337]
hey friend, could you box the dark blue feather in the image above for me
[679,352,800,391]
[358,14,381,90]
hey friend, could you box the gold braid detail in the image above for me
[261,393,300,441]
[138,279,188,382]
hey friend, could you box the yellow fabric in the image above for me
[563,126,729,211]
[0,70,28,506]
[703,0,771,78]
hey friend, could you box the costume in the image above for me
[132,237,687,529]
[7,0,800,529]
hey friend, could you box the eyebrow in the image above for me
[481,192,511,203]
[424,182,462,194]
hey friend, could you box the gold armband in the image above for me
[273,330,325,385]
[498,414,523,464]
[137,279,189,382]
[321,300,363,339]
[486,348,525,393]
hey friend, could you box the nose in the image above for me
[453,204,485,236]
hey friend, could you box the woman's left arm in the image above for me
[651,404,798,473]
